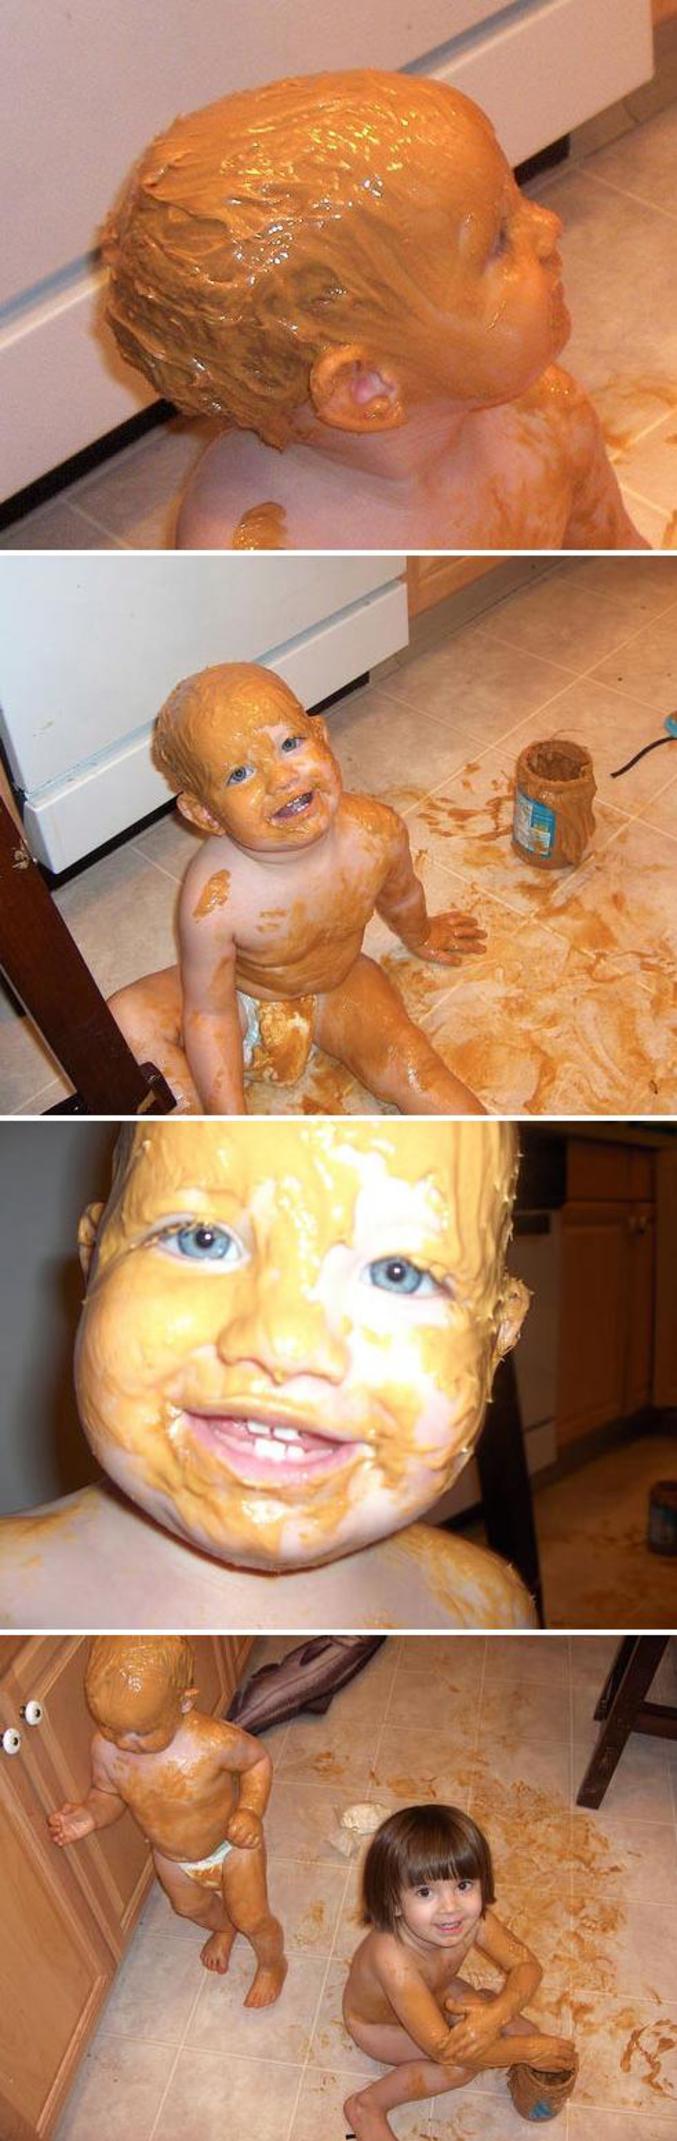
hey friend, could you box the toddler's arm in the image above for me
[177,871,246,1111]
[444,1911,542,2063]
[373,1937,468,2063]
[214,1718,273,1849]
[375,816,486,965]
[47,1739,126,1846]
[561,382,649,549]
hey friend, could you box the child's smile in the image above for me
[400,1876,483,1950]
[75,1121,524,1574]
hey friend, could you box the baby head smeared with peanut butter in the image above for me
[152,660,341,850]
[85,1636,197,1751]
[75,1120,527,1573]
[106,71,567,448]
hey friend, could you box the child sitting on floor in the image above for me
[109,660,486,1114]
[105,71,644,552]
[343,1803,576,2137]
[48,1636,286,2007]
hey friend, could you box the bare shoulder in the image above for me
[392,1524,536,1629]
[176,432,317,551]
[0,1487,108,1626]
[341,792,403,845]
[178,836,237,925]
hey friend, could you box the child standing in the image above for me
[343,1804,575,2137]
[48,1636,286,2007]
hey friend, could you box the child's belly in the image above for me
[116,1773,236,1862]
[235,923,367,998]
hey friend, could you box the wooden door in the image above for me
[1,1638,151,1957]
[0,1753,114,2137]
[624,1207,656,1414]
[556,1204,628,1445]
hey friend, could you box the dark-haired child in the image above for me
[343,1804,574,2140]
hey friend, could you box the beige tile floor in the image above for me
[2,42,677,551]
[4,554,676,1115]
[54,1635,677,2141]
[478,1431,677,1631]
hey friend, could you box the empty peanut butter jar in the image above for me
[512,739,596,869]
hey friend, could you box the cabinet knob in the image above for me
[20,1700,44,1726]
[1,1727,21,1755]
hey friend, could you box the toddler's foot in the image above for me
[244,1956,288,2008]
[344,2092,394,2141]
[200,1925,236,1973]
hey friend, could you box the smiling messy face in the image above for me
[153,661,342,853]
[74,1120,524,1573]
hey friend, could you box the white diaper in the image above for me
[238,990,262,1070]
[178,1836,232,1886]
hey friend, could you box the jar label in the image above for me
[514,789,556,856]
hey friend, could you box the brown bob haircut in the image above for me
[361,1805,495,1930]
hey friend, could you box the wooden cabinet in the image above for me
[0,1635,251,2137]
[556,1141,657,1448]
[406,557,499,618]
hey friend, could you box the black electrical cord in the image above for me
[611,725,677,779]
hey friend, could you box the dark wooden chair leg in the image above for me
[576,1637,670,1807]
[474,1349,545,1626]
[593,1636,637,1721]
[0,798,175,1113]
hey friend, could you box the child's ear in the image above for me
[309,345,405,433]
[180,1685,199,1713]
[176,788,224,837]
[495,1276,530,1359]
[77,1203,105,1280]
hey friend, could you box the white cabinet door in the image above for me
[0,554,408,869]
[1,0,652,497]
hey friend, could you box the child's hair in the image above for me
[362,1805,495,1931]
[105,70,495,447]
[85,1636,195,1730]
[151,662,311,803]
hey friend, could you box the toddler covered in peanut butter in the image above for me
[48,1636,286,2005]
[110,661,486,1114]
[106,71,644,552]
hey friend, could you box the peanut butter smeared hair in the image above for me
[104,70,495,447]
[85,1636,195,1730]
[362,1804,495,1932]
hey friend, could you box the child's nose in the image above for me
[528,200,563,258]
[215,1281,349,1384]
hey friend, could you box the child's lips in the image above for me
[271,789,316,822]
[177,1407,365,1487]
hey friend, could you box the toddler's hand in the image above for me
[406,910,487,965]
[226,1807,262,1850]
[48,1803,95,1846]
[444,1993,502,2065]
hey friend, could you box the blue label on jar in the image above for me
[514,789,557,857]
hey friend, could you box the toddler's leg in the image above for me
[108,967,202,1113]
[314,956,485,1114]
[343,2020,469,2141]
[153,1851,237,1973]
[222,1837,287,2009]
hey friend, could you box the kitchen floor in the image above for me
[1,36,677,551]
[475,1431,677,1630]
[3,554,677,1115]
[54,1634,677,2141]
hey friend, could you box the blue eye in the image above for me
[154,1223,242,1264]
[280,735,304,753]
[227,764,252,786]
[364,1257,440,1296]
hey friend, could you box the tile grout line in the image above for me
[144,1969,207,2141]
